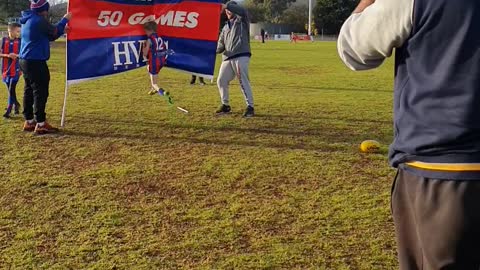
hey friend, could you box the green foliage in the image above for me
[245,0,267,23]
[0,0,30,24]
[281,5,308,31]
[246,0,296,23]
[49,2,68,23]
[0,41,398,269]
[314,0,357,34]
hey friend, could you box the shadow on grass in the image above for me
[255,114,392,125]
[258,84,393,94]
[63,129,347,153]
[63,114,392,153]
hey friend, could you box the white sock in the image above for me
[152,84,160,91]
[38,122,45,127]
[27,119,35,124]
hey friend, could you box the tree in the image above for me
[244,0,267,23]
[313,0,356,34]
[0,0,30,23]
[281,5,308,32]
[247,0,297,23]
[49,2,68,23]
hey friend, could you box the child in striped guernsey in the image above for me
[142,21,168,97]
[0,23,22,118]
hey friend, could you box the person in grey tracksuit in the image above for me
[216,1,254,117]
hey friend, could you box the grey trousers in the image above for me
[391,169,480,270]
[217,56,254,107]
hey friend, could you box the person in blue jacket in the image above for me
[19,0,71,134]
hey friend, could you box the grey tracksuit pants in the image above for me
[217,56,254,107]
[392,169,480,269]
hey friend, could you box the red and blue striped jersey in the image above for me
[1,37,21,83]
[147,33,166,75]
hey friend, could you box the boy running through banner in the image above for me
[142,21,170,98]
[0,23,22,119]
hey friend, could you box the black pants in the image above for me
[20,60,50,123]
[392,169,480,270]
[191,75,205,84]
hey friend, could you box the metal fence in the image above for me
[313,35,338,41]
[253,34,338,42]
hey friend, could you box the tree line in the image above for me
[245,0,357,34]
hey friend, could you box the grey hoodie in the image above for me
[216,1,251,61]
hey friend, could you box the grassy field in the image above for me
[0,41,398,269]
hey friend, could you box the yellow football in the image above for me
[360,140,381,153]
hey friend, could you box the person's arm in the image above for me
[225,2,247,18]
[0,53,18,59]
[0,39,5,58]
[216,28,225,54]
[337,0,414,71]
[143,39,151,58]
[39,13,71,41]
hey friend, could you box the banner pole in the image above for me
[61,3,70,128]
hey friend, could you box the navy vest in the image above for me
[391,0,480,178]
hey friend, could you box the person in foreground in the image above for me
[216,1,254,118]
[20,0,71,135]
[338,0,480,269]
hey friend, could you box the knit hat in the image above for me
[31,0,50,13]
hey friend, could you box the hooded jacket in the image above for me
[216,1,251,61]
[20,10,69,61]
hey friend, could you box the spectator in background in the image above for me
[260,28,265,43]
[290,32,298,43]
[190,75,206,86]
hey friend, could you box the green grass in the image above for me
[0,41,397,269]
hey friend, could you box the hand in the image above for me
[64,25,71,33]
[353,0,375,13]
[8,53,18,60]
[64,12,72,20]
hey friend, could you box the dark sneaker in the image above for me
[243,106,255,118]
[23,121,37,132]
[216,105,231,115]
[199,78,206,85]
[158,89,173,104]
[34,122,60,135]
[190,79,196,85]
[3,106,12,118]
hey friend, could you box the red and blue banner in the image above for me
[67,0,221,84]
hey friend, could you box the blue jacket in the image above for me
[19,10,69,61]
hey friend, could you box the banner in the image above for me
[67,0,222,85]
